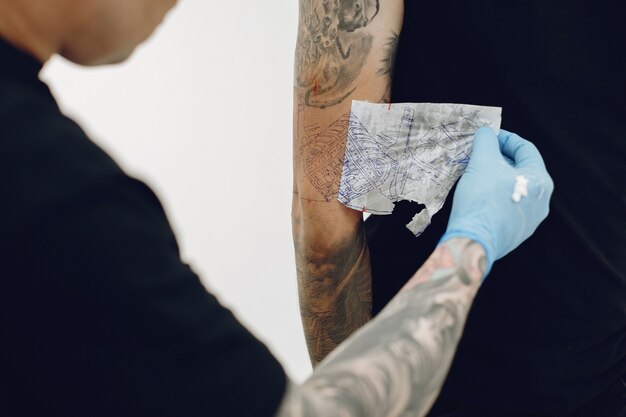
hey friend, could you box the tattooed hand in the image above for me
[441,128,554,273]
[296,0,381,108]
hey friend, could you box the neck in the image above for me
[0,3,60,63]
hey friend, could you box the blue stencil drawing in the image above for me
[338,101,502,236]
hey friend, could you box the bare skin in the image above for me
[293,0,404,367]
[278,237,486,417]
[0,0,177,65]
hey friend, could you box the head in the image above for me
[0,0,177,65]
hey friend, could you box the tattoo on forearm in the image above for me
[296,0,381,108]
[278,238,486,417]
[293,214,372,365]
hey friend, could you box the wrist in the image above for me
[439,231,493,279]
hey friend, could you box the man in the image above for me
[293,1,626,416]
[1,0,552,416]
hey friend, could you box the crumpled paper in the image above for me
[338,101,502,236]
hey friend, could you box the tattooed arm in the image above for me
[280,128,553,416]
[293,0,404,366]
[278,237,485,417]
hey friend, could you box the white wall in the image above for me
[41,0,311,382]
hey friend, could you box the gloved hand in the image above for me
[440,127,554,277]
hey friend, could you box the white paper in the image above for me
[338,101,502,236]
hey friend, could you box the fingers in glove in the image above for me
[498,129,547,171]
[469,127,504,167]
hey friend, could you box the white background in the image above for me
[41,0,311,382]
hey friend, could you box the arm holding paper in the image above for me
[279,128,553,417]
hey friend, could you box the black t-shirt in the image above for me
[0,39,286,417]
[366,1,626,414]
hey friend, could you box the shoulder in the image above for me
[0,77,163,238]
[0,76,120,178]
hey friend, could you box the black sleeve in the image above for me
[0,112,287,416]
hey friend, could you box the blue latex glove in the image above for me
[440,127,554,277]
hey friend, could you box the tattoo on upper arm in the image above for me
[296,0,381,109]
[377,32,399,102]
[376,32,398,77]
